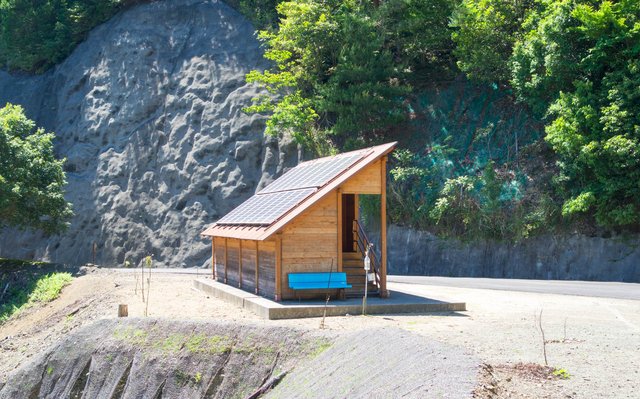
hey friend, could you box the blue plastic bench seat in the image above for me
[288,272,352,290]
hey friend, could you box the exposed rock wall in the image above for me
[378,225,640,282]
[0,0,300,267]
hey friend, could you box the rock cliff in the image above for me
[0,0,299,267]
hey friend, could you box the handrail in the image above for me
[352,220,381,288]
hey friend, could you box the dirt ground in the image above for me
[1,267,639,398]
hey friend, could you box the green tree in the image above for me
[513,0,640,226]
[245,0,408,150]
[0,0,133,73]
[245,0,455,151]
[452,0,535,84]
[0,103,72,233]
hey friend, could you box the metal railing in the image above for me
[352,220,381,288]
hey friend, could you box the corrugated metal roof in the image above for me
[201,141,397,240]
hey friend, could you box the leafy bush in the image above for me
[452,0,534,84]
[0,103,73,233]
[454,0,640,231]
[516,0,640,227]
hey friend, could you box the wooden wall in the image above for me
[213,237,225,283]
[211,237,276,299]
[280,194,339,300]
[241,241,257,293]
[226,239,241,287]
[341,159,382,194]
[258,240,276,298]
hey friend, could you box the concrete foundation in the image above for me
[193,278,466,320]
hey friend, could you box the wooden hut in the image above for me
[201,142,396,301]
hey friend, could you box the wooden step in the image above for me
[342,252,362,260]
[343,260,363,266]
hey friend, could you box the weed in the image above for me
[310,339,332,357]
[159,333,185,353]
[185,333,207,353]
[113,326,148,346]
[46,365,54,375]
[175,370,203,386]
[207,335,233,354]
[553,368,571,379]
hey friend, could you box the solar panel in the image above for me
[259,152,365,194]
[216,188,316,226]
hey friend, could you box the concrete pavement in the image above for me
[388,275,640,301]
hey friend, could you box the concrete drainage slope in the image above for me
[0,319,478,399]
[0,319,325,399]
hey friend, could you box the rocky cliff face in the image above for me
[0,0,300,267]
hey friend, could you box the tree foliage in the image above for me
[245,0,455,151]
[454,0,640,230]
[452,0,535,84]
[0,104,72,234]
[0,0,140,73]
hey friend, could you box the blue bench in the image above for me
[288,272,352,290]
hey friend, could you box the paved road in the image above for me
[104,268,640,301]
[388,275,640,301]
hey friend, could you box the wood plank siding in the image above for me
[226,239,241,287]
[258,240,276,298]
[213,237,226,283]
[241,242,257,293]
[280,194,338,300]
[340,159,382,194]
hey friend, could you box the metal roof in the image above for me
[202,141,397,240]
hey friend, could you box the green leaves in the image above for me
[244,0,454,151]
[455,0,640,229]
[0,0,126,73]
[452,0,533,84]
[531,0,640,227]
[0,103,73,234]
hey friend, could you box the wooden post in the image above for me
[118,304,128,317]
[275,234,282,301]
[255,240,260,295]
[239,240,243,288]
[337,189,343,273]
[224,238,228,284]
[380,156,389,298]
[211,237,216,280]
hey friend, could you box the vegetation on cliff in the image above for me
[0,0,142,73]
[244,0,640,239]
